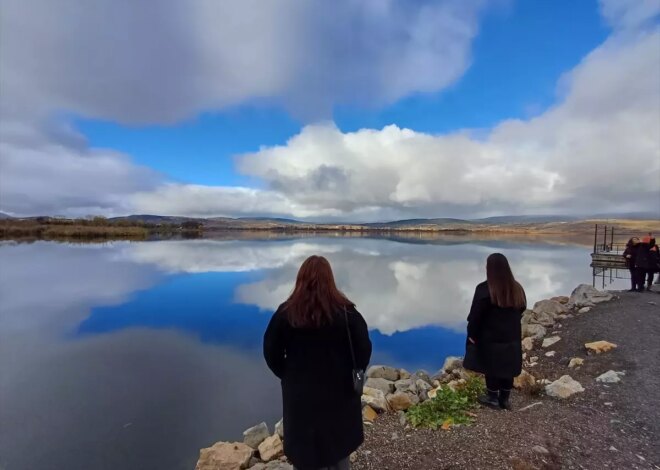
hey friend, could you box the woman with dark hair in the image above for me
[623,237,643,292]
[263,255,372,470]
[466,253,526,410]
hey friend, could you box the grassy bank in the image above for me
[0,218,202,241]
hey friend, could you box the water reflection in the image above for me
[0,237,596,470]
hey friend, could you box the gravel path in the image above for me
[352,288,660,470]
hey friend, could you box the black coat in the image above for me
[635,243,657,270]
[623,244,639,269]
[263,305,372,469]
[466,281,525,378]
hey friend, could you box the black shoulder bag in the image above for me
[344,307,365,395]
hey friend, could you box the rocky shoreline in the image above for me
[194,284,650,470]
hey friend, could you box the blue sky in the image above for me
[1,0,658,218]
[77,1,609,187]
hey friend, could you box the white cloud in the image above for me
[0,0,658,218]
[0,0,485,123]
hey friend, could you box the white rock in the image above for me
[257,434,284,462]
[521,337,534,351]
[542,336,561,348]
[568,284,614,308]
[568,358,584,368]
[545,375,585,399]
[545,351,556,357]
[274,419,284,439]
[596,370,626,383]
[530,356,539,362]
[361,387,388,412]
[442,356,463,372]
[195,442,254,470]
[365,377,395,394]
[243,422,270,449]
[522,324,547,340]
[532,445,550,455]
[367,365,399,381]
[578,307,591,313]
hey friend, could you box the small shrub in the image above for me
[406,376,485,429]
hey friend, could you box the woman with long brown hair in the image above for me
[466,253,526,410]
[263,255,372,470]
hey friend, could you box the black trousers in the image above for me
[485,376,514,392]
[645,270,656,287]
[630,268,645,290]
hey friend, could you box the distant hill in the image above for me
[473,215,579,224]
[369,218,471,227]
[0,212,13,219]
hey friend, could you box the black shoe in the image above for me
[628,289,636,292]
[478,394,500,409]
[499,390,512,410]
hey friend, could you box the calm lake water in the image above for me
[0,236,624,470]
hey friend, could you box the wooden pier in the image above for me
[590,224,627,268]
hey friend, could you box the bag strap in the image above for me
[343,306,357,369]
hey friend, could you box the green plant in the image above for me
[406,376,485,429]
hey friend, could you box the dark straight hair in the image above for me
[486,253,527,309]
[283,255,354,328]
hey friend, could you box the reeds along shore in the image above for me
[0,218,202,241]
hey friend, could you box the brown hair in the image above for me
[486,253,526,309]
[283,255,354,328]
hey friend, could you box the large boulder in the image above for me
[362,405,378,422]
[545,375,584,399]
[195,442,254,470]
[522,323,547,340]
[257,434,284,462]
[361,386,389,412]
[568,284,614,308]
[387,391,416,411]
[394,378,417,394]
[243,422,270,449]
[533,299,568,317]
[365,377,395,395]
[367,365,400,381]
[413,370,432,385]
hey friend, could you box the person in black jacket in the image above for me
[466,253,526,410]
[263,255,372,470]
[623,237,643,292]
[635,236,657,291]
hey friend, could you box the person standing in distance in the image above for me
[263,255,372,470]
[466,253,526,410]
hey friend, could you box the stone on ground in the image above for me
[361,387,389,412]
[243,422,270,449]
[274,419,284,439]
[533,299,568,317]
[398,369,411,380]
[362,405,378,422]
[545,375,585,398]
[568,357,584,368]
[387,391,415,411]
[394,378,417,394]
[249,462,292,470]
[521,337,534,351]
[596,370,626,383]
[442,356,463,372]
[545,351,556,357]
[195,442,254,470]
[568,284,614,308]
[258,434,284,462]
[414,370,432,384]
[367,365,400,381]
[365,377,394,394]
[415,379,433,400]
[551,296,570,304]
[532,445,550,455]
[522,323,547,340]
[585,340,617,354]
[578,307,592,313]
[514,370,536,389]
[542,336,561,348]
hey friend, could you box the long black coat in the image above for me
[263,305,372,469]
[636,242,660,272]
[466,281,525,378]
[623,244,640,269]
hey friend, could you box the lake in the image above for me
[0,236,625,470]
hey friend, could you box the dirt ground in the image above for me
[352,288,660,470]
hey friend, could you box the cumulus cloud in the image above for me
[0,0,658,218]
[0,0,485,123]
